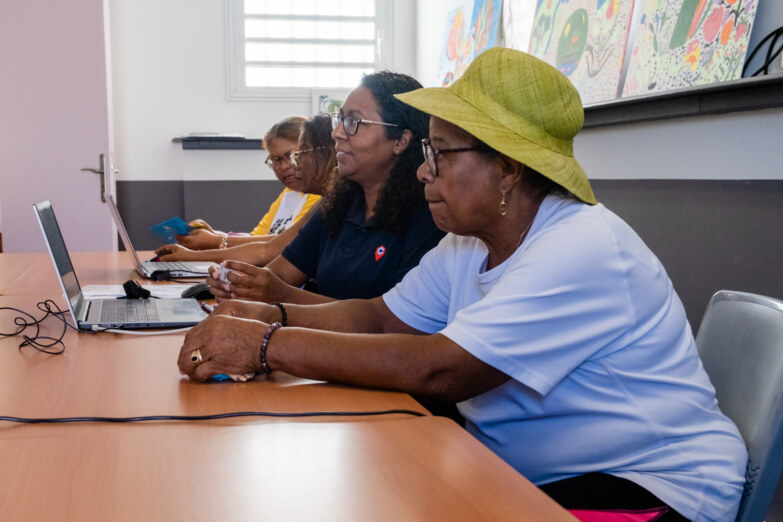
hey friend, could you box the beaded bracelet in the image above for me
[259,321,282,374]
[271,302,287,326]
[219,233,229,249]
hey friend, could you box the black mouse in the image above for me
[181,282,213,300]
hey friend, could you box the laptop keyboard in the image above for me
[100,299,160,323]
[149,261,196,272]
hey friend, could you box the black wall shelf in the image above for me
[173,136,264,150]
[584,74,783,128]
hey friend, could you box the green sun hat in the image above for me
[395,47,596,205]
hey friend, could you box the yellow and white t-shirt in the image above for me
[250,188,320,236]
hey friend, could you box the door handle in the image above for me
[81,153,107,203]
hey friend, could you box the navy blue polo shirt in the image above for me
[281,193,444,300]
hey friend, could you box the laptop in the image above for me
[105,195,216,279]
[33,200,207,331]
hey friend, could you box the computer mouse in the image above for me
[181,282,213,300]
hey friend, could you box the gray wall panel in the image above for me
[117,180,281,252]
[593,179,783,332]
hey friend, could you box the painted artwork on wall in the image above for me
[502,0,537,52]
[437,0,502,87]
[438,5,474,86]
[622,0,760,97]
[528,0,636,104]
[471,0,503,59]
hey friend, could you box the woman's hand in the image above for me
[175,228,221,250]
[154,243,198,261]
[206,260,292,304]
[178,314,266,381]
[188,219,215,233]
[210,299,282,323]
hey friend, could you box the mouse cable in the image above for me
[0,409,426,424]
[0,300,77,356]
[90,326,193,335]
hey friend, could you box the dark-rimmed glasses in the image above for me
[264,153,293,169]
[290,147,329,168]
[330,112,399,136]
[421,138,482,177]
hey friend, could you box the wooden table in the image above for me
[0,253,575,521]
[1,251,153,295]
[0,294,428,419]
[0,252,48,294]
[0,417,573,521]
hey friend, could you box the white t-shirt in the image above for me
[384,194,747,522]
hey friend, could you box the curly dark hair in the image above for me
[320,71,430,235]
[300,114,337,195]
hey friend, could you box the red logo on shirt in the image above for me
[374,246,386,261]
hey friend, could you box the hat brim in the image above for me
[396,88,597,205]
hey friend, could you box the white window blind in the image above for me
[227,0,393,100]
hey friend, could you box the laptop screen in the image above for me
[33,201,82,310]
[106,195,142,268]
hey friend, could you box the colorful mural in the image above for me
[528,0,636,104]
[622,0,760,97]
[437,0,502,87]
[438,5,474,87]
[471,0,503,59]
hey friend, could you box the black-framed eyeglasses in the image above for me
[421,138,482,177]
[264,153,294,169]
[290,147,329,167]
[330,112,399,136]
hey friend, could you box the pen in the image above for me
[200,302,214,314]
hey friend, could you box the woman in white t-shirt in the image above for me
[156,115,335,266]
[171,115,320,250]
[175,50,747,521]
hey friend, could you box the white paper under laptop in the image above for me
[33,200,207,330]
[105,195,215,279]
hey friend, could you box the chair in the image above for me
[696,290,783,522]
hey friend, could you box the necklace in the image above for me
[516,216,535,249]
[516,199,543,249]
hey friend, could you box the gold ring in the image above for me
[190,349,204,366]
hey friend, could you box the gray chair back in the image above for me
[696,290,783,522]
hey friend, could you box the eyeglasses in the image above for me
[330,112,399,136]
[421,138,482,177]
[290,147,329,167]
[264,153,294,169]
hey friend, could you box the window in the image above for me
[226,0,394,100]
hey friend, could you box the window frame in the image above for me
[225,0,394,101]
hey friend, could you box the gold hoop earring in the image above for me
[499,190,507,216]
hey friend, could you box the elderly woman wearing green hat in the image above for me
[177,48,746,521]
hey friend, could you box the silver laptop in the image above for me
[33,200,207,330]
[106,195,216,279]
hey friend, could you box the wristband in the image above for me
[259,321,282,374]
[271,302,287,326]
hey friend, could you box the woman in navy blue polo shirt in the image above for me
[207,71,444,304]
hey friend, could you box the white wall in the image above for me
[109,0,416,185]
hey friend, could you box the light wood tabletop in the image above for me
[0,417,575,521]
[0,254,575,521]
[1,251,164,295]
[0,294,428,419]
[0,252,49,294]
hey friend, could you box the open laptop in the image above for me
[33,200,207,330]
[106,195,216,279]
